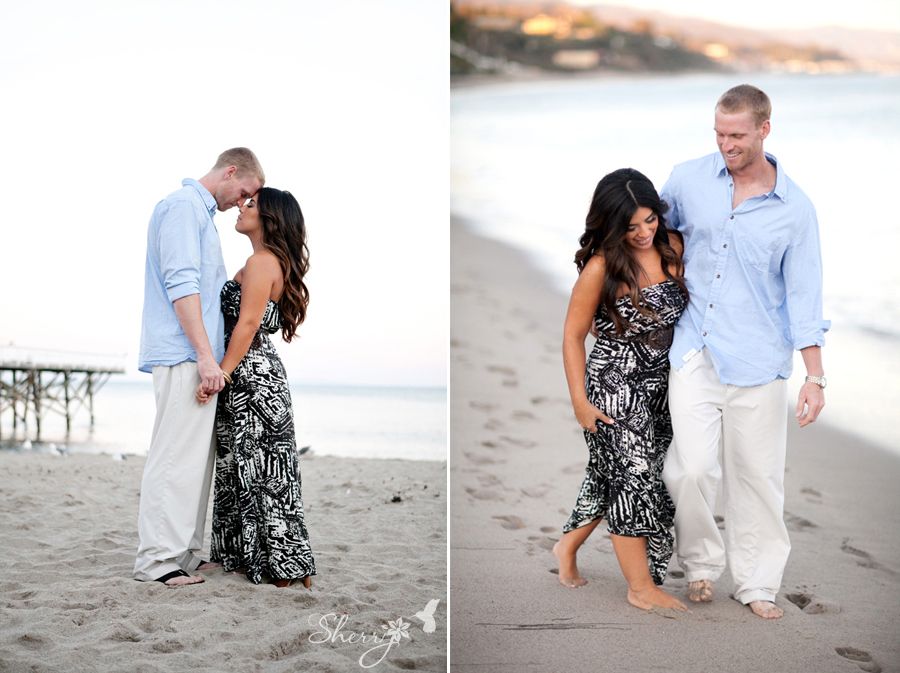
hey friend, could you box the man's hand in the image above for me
[795,382,825,427]
[198,355,224,395]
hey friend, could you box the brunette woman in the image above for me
[197,187,315,588]
[553,168,687,611]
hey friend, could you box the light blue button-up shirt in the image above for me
[138,179,227,373]
[661,152,830,386]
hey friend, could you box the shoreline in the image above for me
[0,451,447,672]
[450,215,900,673]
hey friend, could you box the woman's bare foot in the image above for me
[687,579,713,603]
[748,601,783,619]
[552,541,588,588]
[273,576,313,589]
[628,586,688,611]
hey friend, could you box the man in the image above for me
[660,85,829,619]
[134,148,265,587]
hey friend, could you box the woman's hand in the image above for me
[574,399,614,432]
[195,383,213,405]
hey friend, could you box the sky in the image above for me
[0,1,448,387]
[572,0,900,32]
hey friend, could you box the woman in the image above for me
[196,187,316,588]
[552,168,687,611]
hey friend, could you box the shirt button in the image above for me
[702,331,708,337]
[709,303,714,308]
[723,243,728,248]
[730,215,735,220]
[716,274,721,279]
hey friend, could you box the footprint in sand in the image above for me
[784,511,818,532]
[540,526,557,533]
[801,486,822,497]
[487,365,516,377]
[785,591,841,614]
[451,338,468,349]
[466,487,503,501]
[530,396,569,406]
[492,515,526,530]
[523,535,558,555]
[464,452,500,465]
[484,419,506,432]
[835,647,882,673]
[841,538,899,576]
[499,435,538,449]
[512,410,536,421]
[520,485,550,498]
[470,401,498,413]
[562,463,585,475]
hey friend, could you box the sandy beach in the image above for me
[0,451,447,673]
[450,217,900,673]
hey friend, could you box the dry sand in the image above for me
[0,451,446,673]
[450,217,900,673]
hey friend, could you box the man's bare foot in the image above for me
[155,570,204,587]
[687,579,713,602]
[748,600,783,620]
[628,586,689,612]
[552,541,588,588]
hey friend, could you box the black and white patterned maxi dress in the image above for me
[563,280,686,585]
[211,280,316,584]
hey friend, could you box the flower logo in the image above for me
[382,617,411,643]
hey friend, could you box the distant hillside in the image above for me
[451,1,900,79]
[592,4,900,71]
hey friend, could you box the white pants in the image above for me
[133,362,217,581]
[662,348,790,604]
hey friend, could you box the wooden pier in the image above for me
[0,346,125,443]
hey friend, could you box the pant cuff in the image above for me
[134,561,183,582]
[735,589,777,604]
[684,569,723,583]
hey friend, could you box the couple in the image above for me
[554,85,829,619]
[133,148,316,589]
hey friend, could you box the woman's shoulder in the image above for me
[583,251,606,273]
[244,250,282,275]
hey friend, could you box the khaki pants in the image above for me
[133,362,217,581]
[662,348,790,604]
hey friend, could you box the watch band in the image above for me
[805,375,826,389]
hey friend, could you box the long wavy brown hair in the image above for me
[574,168,687,334]
[257,187,310,342]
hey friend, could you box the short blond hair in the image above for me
[716,84,771,128]
[213,147,265,185]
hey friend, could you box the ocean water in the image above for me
[452,72,900,454]
[0,379,446,462]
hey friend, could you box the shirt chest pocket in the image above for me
[733,226,784,276]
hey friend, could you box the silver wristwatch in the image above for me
[805,375,827,389]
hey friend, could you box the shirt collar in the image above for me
[714,151,787,202]
[182,178,218,215]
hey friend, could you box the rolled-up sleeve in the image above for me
[782,209,830,349]
[157,200,202,302]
